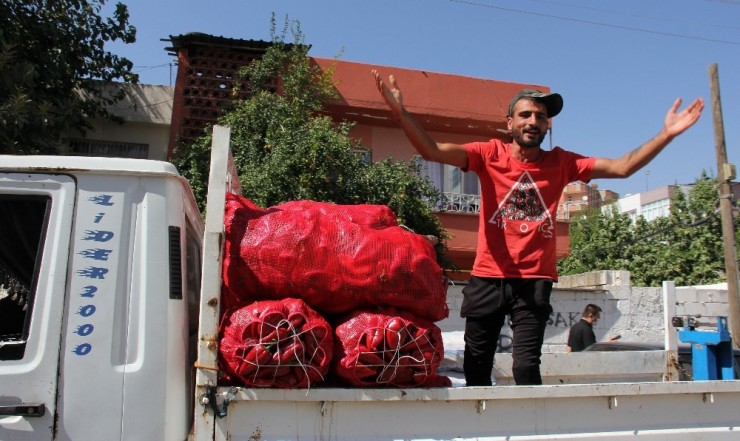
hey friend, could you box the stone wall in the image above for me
[438,270,731,354]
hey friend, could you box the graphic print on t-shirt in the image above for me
[488,170,554,239]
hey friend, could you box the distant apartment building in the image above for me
[63,82,174,160]
[557,181,618,220]
[615,185,681,222]
[608,182,739,222]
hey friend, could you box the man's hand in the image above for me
[371,69,469,168]
[372,69,404,117]
[592,96,705,180]
[664,97,704,139]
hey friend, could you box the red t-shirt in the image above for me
[463,139,596,280]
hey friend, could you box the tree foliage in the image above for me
[557,204,633,276]
[173,17,448,262]
[558,172,735,287]
[0,0,137,154]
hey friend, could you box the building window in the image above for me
[417,158,480,213]
[625,209,638,223]
[641,198,670,222]
[68,138,149,159]
[353,148,372,166]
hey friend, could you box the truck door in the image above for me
[0,174,76,441]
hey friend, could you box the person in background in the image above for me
[372,69,704,385]
[567,304,618,352]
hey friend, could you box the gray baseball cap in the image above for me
[508,89,563,118]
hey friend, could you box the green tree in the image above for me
[629,190,695,286]
[559,172,730,287]
[627,215,672,286]
[173,17,448,261]
[684,173,725,283]
[0,0,137,154]
[630,176,724,286]
[558,204,633,276]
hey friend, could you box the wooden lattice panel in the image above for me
[167,36,275,151]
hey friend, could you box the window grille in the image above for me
[68,139,149,159]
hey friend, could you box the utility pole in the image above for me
[645,169,650,191]
[708,63,740,347]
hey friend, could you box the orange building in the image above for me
[166,33,574,281]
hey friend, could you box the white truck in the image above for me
[1,125,740,441]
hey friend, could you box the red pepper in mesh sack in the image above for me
[332,308,450,388]
[276,200,398,229]
[222,194,449,321]
[219,298,333,388]
[221,194,267,313]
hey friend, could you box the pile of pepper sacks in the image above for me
[219,193,450,388]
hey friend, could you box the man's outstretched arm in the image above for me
[372,70,469,169]
[591,97,705,179]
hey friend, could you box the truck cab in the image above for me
[0,155,204,441]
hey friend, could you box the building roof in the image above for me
[312,57,553,137]
[84,82,174,125]
[165,33,273,54]
[110,84,174,125]
[164,33,553,140]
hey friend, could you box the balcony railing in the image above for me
[437,192,480,214]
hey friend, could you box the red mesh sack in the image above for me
[219,298,333,388]
[222,193,449,321]
[332,308,450,388]
[276,200,398,229]
[221,194,267,312]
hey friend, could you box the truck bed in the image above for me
[194,126,740,441]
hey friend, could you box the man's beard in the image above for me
[512,127,546,148]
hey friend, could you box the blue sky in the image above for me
[107,0,740,198]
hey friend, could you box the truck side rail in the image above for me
[217,380,740,440]
[194,125,239,441]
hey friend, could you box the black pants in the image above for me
[461,277,553,386]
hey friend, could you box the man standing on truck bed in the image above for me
[372,70,704,386]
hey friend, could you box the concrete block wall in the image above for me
[438,271,731,354]
[675,286,729,318]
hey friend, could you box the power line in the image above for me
[110,97,174,111]
[567,208,722,261]
[630,210,719,243]
[133,63,172,73]
[133,97,174,110]
[527,0,740,31]
[448,0,740,46]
